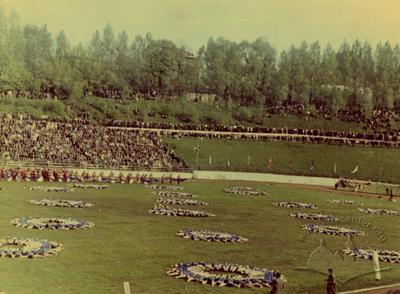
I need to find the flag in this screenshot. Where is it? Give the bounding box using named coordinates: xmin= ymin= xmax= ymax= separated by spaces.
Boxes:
xmin=209 ymin=155 xmax=212 ymax=165
xmin=351 ymin=165 xmax=358 ymax=174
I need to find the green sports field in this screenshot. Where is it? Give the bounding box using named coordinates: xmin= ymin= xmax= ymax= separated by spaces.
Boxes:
xmin=166 ymin=138 xmax=400 ymax=183
xmin=0 ymin=181 xmax=399 ymax=294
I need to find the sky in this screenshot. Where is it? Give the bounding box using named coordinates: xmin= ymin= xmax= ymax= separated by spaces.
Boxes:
xmin=1 ymin=0 xmax=400 ymax=52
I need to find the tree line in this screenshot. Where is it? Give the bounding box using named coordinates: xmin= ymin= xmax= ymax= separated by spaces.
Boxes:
xmin=1 ymin=10 xmax=400 ymax=116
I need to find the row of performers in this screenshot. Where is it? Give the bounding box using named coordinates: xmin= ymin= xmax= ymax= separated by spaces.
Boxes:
xmin=0 ymin=168 xmax=186 ymax=184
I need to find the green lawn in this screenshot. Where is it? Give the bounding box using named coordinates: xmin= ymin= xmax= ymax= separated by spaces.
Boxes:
xmin=166 ymin=138 xmax=400 ymax=183
xmin=0 ymin=181 xmax=399 ymax=293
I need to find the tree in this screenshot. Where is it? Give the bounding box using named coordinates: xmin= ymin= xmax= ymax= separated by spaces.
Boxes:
xmin=201 ymin=37 xmax=230 ymax=101
xmin=114 ymin=30 xmax=132 ymax=96
xmin=0 ymin=10 xmax=28 ymax=92
xmin=52 ymin=30 xmax=78 ymax=98
xmin=142 ymin=39 xmax=180 ymax=96
xmin=238 ymin=38 xmax=276 ymax=106
xmin=350 ymin=40 xmax=363 ymax=89
xmin=275 ymin=51 xmax=290 ymax=105
xmin=359 ymin=88 xmax=374 ymax=117
xmin=55 ymin=30 xmax=70 ymax=60
xmin=336 ymin=41 xmax=353 ymax=89
xmin=23 ymin=24 xmax=53 ymax=94
xmin=330 ymin=88 xmax=346 ymax=114
xmin=374 ymin=42 xmax=395 ymax=109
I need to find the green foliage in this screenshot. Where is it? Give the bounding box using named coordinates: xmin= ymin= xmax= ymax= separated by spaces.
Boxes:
xmin=359 ymin=88 xmax=374 ymax=117
xmin=2 ymin=9 xmax=400 ymax=114
xmin=159 ymin=103 xmax=171 ymax=117
xmin=235 ymin=107 xmax=252 ymax=122
xmin=0 ymin=97 xmax=68 ymax=119
xmin=200 ymin=112 xmax=222 ymax=125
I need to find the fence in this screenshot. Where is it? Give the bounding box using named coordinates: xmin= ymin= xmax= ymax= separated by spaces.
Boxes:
xmin=0 ymin=159 xmax=193 ymax=174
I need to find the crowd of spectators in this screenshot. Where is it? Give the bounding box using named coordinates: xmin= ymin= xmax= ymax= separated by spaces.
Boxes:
xmin=338 ymin=107 xmax=400 ymax=131
xmin=0 ymin=116 xmax=185 ymax=169
xmin=0 ymin=88 xmax=169 ymax=100
xmin=0 ymin=102 xmax=399 ymax=172
xmin=107 ymin=119 xmax=400 ymax=148
xmin=0 ymin=88 xmax=59 ymax=99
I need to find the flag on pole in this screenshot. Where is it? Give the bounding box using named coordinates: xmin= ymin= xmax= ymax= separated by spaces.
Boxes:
xmin=267 ymin=157 xmax=272 ymax=170
xmin=351 ymin=165 xmax=359 ymax=174
xmin=310 ymin=160 xmax=315 ymax=171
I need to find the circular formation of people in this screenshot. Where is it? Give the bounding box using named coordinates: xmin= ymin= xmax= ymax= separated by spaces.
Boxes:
xmin=25 ymin=185 xmax=73 ymax=192
xmin=302 ymin=224 xmax=366 ymax=236
xmin=149 ymin=205 xmax=215 ymax=217
xmin=147 ymin=184 xmax=283 ymax=288
xmin=177 ymin=229 xmax=248 ymax=243
xmin=151 ymin=191 xmax=197 ymax=198
xmin=30 ymin=199 xmax=94 ymax=208
xmin=156 ymin=197 xmax=207 ymax=206
xmin=11 ymin=217 xmax=95 ymax=230
xmin=224 ymin=186 xmax=266 ymax=196
xmin=343 ymin=248 xmax=400 ymax=264
xmin=2 ymin=175 xmax=397 ymax=291
xmin=358 ymin=207 xmax=399 ymax=216
xmin=289 ymin=212 xmax=338 ymax=222
xmin=273 ymin=201 xmax=318 ymax=209
xmin=157 ymin=184 xmax=399 ymax=289
xmin=167 ymin=262 xmax=282 ymax=288
xmin=0 ymin=237 xmax=63 ymax=258
xmin=1 ymin=183 xmax=95 ymax=262
xmin=147 ymin=184 xmax=184 ymax=191
xmin=73 ymin=183 xmax=108 ymax=190
xmin=327 ymin=199 xmax=358 ymax=205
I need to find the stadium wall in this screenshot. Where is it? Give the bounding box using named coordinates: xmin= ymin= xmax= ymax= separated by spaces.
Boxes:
xmin=2 ymin=161 xmax=340 ymax=186
xmin=193 ymin=170 xmax=338 ymax=186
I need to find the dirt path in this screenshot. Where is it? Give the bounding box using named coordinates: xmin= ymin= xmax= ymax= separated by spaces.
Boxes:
xmin=340 ymin=284 xmax=400 ymax=294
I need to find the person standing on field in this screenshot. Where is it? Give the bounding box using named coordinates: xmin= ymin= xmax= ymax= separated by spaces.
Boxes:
xmin=270 ymin=272 xmax=284 ymax=294
xmin=326 ymin=268 xmax=336 ymax=294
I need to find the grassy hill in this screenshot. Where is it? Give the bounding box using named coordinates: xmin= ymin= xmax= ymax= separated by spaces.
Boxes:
xmin=0 ymin=96 xmax=369 ymax=132
xmin=165 ymin=138 xmax=400 ymax=183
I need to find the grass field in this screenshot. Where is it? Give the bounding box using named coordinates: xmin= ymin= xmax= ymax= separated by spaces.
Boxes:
xmin=166 ymin=138 xmax=400 ymax=184
xmin=0 ymin=181 xmax=399 ymax=293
